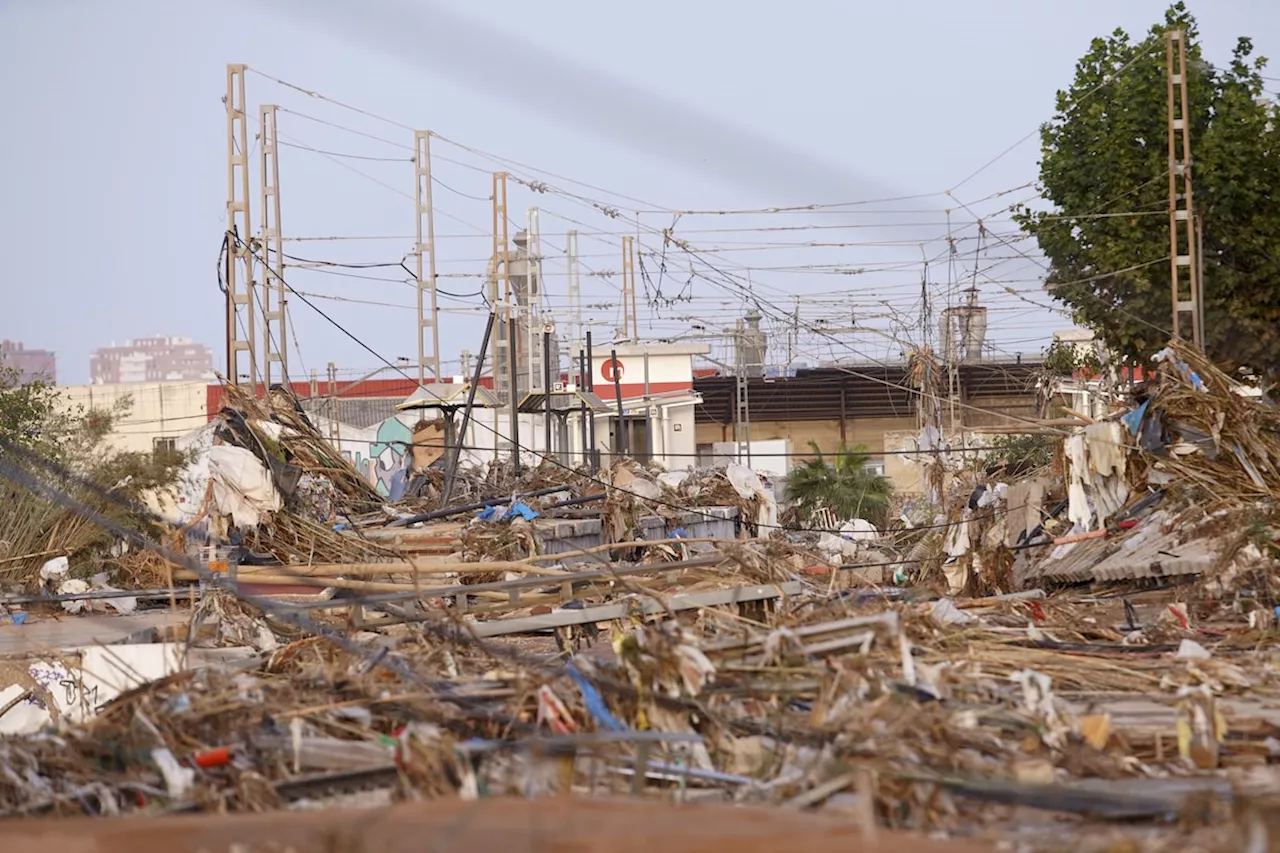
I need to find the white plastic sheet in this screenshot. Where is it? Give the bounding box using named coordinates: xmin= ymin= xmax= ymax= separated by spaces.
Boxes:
xmin=725 ymin=464 xmax=778 ymax=535
xmin=39 ymin=556 xmax=69 ymax=584
xmin=207 ymin=445 xmax=282 ymax=528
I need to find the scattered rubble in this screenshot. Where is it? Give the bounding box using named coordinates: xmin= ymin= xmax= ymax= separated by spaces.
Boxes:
xmin=2 ymin=340 xmax=1280 ymax=852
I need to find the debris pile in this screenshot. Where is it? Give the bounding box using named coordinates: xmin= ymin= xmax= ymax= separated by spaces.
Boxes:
xmin=10 ymin=341 xmax=1280 ymax=852
xmin=0 ymin=576 xmax=1276 ymax=844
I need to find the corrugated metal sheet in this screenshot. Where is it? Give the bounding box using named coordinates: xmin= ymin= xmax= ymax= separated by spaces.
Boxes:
xmin=300 ymin=397 xmax=403 ymax=429
xmin=1019 ymin=510 xmax=1221 ymax=586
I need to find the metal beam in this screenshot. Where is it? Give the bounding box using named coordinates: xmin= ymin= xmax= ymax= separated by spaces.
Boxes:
xmin=259 ymin=104 xmax=287 ymax=387
xmin=414 ymin=130 xmax=442 ymax=383
xmin=465 ymin=581 xmax=803 ymax=637
xmin=1166 ymin=29 xmax=1203 ymax=348
xmin=225 ymin=63 xmax=257 ymax=391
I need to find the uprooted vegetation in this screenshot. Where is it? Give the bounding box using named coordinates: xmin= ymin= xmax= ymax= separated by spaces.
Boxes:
xmin=0 ymin=366 xmax=190 ymax=586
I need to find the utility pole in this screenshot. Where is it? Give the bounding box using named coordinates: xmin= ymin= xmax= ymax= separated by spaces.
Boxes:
xmin=787 ymin=295 xmax=799 ymax=370
xmin=490 ymin=172 xmax=518 ymax=466
xmin=732 ymin=328 xmax=751 ymax=467
xmin=326 ymin=361 xmax=339 ymax=447
xmin=1166 ymin=28 xmax=1203 ymax=349
xmin=526 ymin=207 xmax=544 ymax=392
xmin=224 ymin=64 xmax=257 ymax=392
xmin=259 ymin=104 xmax=287 ymax=389
xmin=414 ymin=130 xmax=442 ymax=385
xmin=620 ymin=235 xmax=638 ymax=342
xmin=491 ymin=172 xmax=511 ymax=405
xmin=566 ymin=229 xmax=582 ymax=386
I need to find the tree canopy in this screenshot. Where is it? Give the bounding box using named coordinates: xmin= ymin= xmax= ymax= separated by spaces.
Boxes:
xmin=1016 ymin=3 xmax=1280 ymax=376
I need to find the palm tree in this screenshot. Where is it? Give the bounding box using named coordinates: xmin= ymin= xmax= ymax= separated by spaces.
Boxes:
xmin=786 ymin=441 xmax=893 ymax=528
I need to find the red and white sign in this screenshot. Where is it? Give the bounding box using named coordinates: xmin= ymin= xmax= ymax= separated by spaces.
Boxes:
xmin=601 ymin=359 xmax=625 ymax=383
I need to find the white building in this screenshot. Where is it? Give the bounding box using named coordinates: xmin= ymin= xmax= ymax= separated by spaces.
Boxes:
xmin=59 ymin=381 xmax=208 ymax=454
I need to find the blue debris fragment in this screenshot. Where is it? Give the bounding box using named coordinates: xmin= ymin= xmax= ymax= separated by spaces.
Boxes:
xmin=475 ymin=502 xmax=541 ymax=523
xmin=1121 ymin=399 xmax=1151 ymax=436
xmin=567 ymin=663 xmax=626 ymax=732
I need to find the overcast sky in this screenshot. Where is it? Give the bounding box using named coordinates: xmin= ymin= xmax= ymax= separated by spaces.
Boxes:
xmin=1 ymin=0 xmax=1275 ymax=384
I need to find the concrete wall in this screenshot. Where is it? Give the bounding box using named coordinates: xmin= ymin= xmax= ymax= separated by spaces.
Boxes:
xmin=659 ymin=400 xmax=697 ymax=469
xmin=961 ymin=395 xmax=1040 ymax=428
xmin=695 ymin=416 xmax=914 ymax=459
xmin=60 ymin=381 xmax=208 ymax=453
xmin=698 ymin=418 xmax=1004 ymax=494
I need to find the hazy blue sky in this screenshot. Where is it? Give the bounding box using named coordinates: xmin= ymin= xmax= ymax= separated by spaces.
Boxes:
xmin=1 ymin=0 xmax=1276 ymax=384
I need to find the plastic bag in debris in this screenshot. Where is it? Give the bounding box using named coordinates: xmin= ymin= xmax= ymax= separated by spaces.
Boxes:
xmin=151 ymin=748 xmax=195 ymax=798
xmin=1153 ymin=347 xmax=1208 ymax=392
xmin=726 ymin=464 xmax=778 ymax=534
xmin=1064 ymin=434 xmax=1091 ymax=527
xmin=930 ymin=598 xmax=973 ymax=627
xmin=1121 ymin=399 xmax=1151 ymax=436
xmin=295 ymin=474 xmax=339 ymax=523
xmin=56 ymin=574 xmax=137 ymax=615
xmin=979 ymin=482 xmax=1006 ymax=509
xmin=657 ymin=472 xmax=688 ymax=490
xmin=208 ymin=445 xmax=282 ymax=528
xmin=56 ymin=579 xmax=91 ymax=613
xmin=39 ymin=556 xmax=69 ymax=584
xmin=1176 ymin=639 xmax=1212 ymax=660
xmin=840 ymin=519 xmax=878 ymax=540
xmin=817 ymin=533 xmax=859 ymax=562
xmin=612 ymin=464 xmax=662 ymax=501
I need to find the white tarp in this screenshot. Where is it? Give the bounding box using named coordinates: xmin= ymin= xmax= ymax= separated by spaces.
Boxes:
xmin=207 ymin=445 xmax=281 ymax=528
xmin=726 ymin=463 xmax=778 ymax=536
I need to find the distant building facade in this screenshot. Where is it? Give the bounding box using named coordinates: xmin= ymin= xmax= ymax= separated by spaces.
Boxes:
xmin=90 ymin=337 xmax=215 ymax=384
xmin=0 ymin=340 xmax=56 ymax=384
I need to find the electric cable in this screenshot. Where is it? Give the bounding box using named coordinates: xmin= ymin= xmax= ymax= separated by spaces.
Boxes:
xmin=229 ymin=232 xmax=1031 ymax=538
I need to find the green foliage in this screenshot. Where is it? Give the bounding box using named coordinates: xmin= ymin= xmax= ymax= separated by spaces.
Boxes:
xmin=1015 ymin=3 xmax=1280 ymax=375
xmin=1042 ymin=339 xmax=1102 ymax=376
xmin=983 ymin=434 xmax=1056 ymax=475
xmin=786 ymin=441 xmax=894 ymax=527
xmin=0 ymin=366 xmax=191 ymax=582
xmin=0 ymin=365 xmax=77 ymax=461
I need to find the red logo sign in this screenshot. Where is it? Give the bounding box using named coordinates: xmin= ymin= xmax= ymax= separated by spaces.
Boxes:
xmin=601 ymin=359 xmax=625 ymax=383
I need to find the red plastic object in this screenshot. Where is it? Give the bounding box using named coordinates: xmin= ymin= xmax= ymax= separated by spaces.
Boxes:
xmin=192 ymin=746 xmax=231 ymax=768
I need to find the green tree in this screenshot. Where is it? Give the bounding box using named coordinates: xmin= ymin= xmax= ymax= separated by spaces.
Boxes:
xmin=1041 ymin=339 xmax=1102 ymax=377
xmin=1015 ymin=3 xmax=1280 ymax=375
xmin=0 ymin=366 xmax=189 ymax=582
xmin=786 ymin=441 xmax=894 ymax=528
xmin=0 ymin=365 xmax=77 ymax=461
xmin=983 ymin=434 xmax=1055 ymax=476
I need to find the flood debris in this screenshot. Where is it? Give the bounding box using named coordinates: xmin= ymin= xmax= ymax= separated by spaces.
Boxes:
xmin=3 ymin=341 xmax=1280 ymax=853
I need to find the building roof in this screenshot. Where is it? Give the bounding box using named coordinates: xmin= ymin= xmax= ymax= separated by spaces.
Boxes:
xmin=694 ymin=361 xmax=1045 ymax=423
xmin=300 ymin=397 xmax=405 ymax=430
xmin=398 ymin=384 xmax=501 ymax=410
xmin=516 ymin=389 xmax=610 ymax=414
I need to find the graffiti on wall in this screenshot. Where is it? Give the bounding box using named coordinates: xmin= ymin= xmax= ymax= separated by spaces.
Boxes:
xmin=369 ymin=416 xmax=413 ymax=498
xmin=343 ymin=451 xmax=372 ymax=482
xmin=330 ymin=414 xmax=422 ymax=498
